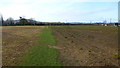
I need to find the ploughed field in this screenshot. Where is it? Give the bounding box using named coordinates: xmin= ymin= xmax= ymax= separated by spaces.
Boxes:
xmin=51 ymin=26 xmax=119 ymax=66
xmin=2 ymin=26 xmax=119 ymax=66
xmin=2 ymin=26 xmax=44 ymax=66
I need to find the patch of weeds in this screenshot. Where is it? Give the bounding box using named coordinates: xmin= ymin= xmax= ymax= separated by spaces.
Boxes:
xmin=118 ymin=49 xmax=120 ymax=51
xmin=75 ymin=60 xmax=79 ymax=62
xmin=71 ymin=35 xmax=75 ymax=38
xmin=89 ymin=49 xmax=93 ymax=52
xmin=80 ymin=48 xmax=83 ymax=50
xmin=95 ymin=57 xmax=97 ymax=58
xmin=89 ymin=50 xmax=92 ymax=52
xmin=73 ymin=36 xmax=75 ymax=38
xmin=71 ymin=41 xmax=74 ymax=43
xmin=88 ymin=35 xmax=94 ymax=39
xmin=65 ymin=37 xmax=67 ymax=38
xmin=113 ymin=54 xmax=120 ymax=59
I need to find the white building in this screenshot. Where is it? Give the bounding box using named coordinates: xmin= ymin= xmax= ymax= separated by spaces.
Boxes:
xmin=118 ymin=1 xmax=120 ymax=23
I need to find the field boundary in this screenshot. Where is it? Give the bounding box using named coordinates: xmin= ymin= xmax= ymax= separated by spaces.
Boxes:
xmin=19 ymin=27 xmax=62 ymax=66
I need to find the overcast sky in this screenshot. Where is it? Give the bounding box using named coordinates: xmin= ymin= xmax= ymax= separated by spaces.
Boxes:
xmin=0 ymin=0 xmax=119 ymax=22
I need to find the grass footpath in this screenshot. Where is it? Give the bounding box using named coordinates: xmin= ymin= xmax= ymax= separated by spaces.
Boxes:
xmin=19 ymin=27 xmax=62 ymax=66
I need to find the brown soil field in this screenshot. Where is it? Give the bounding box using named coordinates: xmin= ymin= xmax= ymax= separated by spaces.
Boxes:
xmin=2 ymin=26 xmax=44 ymax=66
xmin=51 ymin=26 xmax=119 ymax=66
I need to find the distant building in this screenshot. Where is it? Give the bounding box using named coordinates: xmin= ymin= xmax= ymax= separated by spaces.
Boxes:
xmin=118 ymin=1 xmax=120 ymax=23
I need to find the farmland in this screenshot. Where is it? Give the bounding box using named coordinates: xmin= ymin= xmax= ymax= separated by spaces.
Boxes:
xmin=2 ymin=25 xmax=119 ymax=66
xmin=51 ymin=26 xmax=119 ymax=66
xmin=2 ymin=26 xmax=44 ymax=66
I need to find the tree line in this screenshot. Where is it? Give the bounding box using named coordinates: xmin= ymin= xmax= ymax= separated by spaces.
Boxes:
xmin=0 ymin=15 xmax=72 ymax=26
xmin=0 ymin=15 xmax=119 ymax=26
xmin=0 ymin=15 xmax=41 ymax=26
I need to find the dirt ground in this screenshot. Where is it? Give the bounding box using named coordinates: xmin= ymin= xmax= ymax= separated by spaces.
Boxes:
xmin=51 ymin=26 xmax=119 ymax=66
xmin=2 ymin=26 xmax=44 ymax=66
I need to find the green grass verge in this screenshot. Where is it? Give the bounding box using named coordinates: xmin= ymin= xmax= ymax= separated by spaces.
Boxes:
xmin=19 ymin=27 xmax=62 ymax=66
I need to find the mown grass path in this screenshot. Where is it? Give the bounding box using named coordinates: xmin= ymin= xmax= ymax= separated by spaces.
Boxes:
xmin=19 ymin=27 xmax=62 ymax=66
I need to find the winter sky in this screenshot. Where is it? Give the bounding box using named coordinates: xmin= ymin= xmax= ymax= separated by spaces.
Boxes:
xmin=0 ymin=0 xmax=120 ymax=22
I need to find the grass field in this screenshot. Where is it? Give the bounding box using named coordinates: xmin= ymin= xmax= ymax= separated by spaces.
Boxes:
xmin=2 ymin=25 xmax=119 ymax=66
xmin=19 ymin=27 xmax=62 ymax=66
